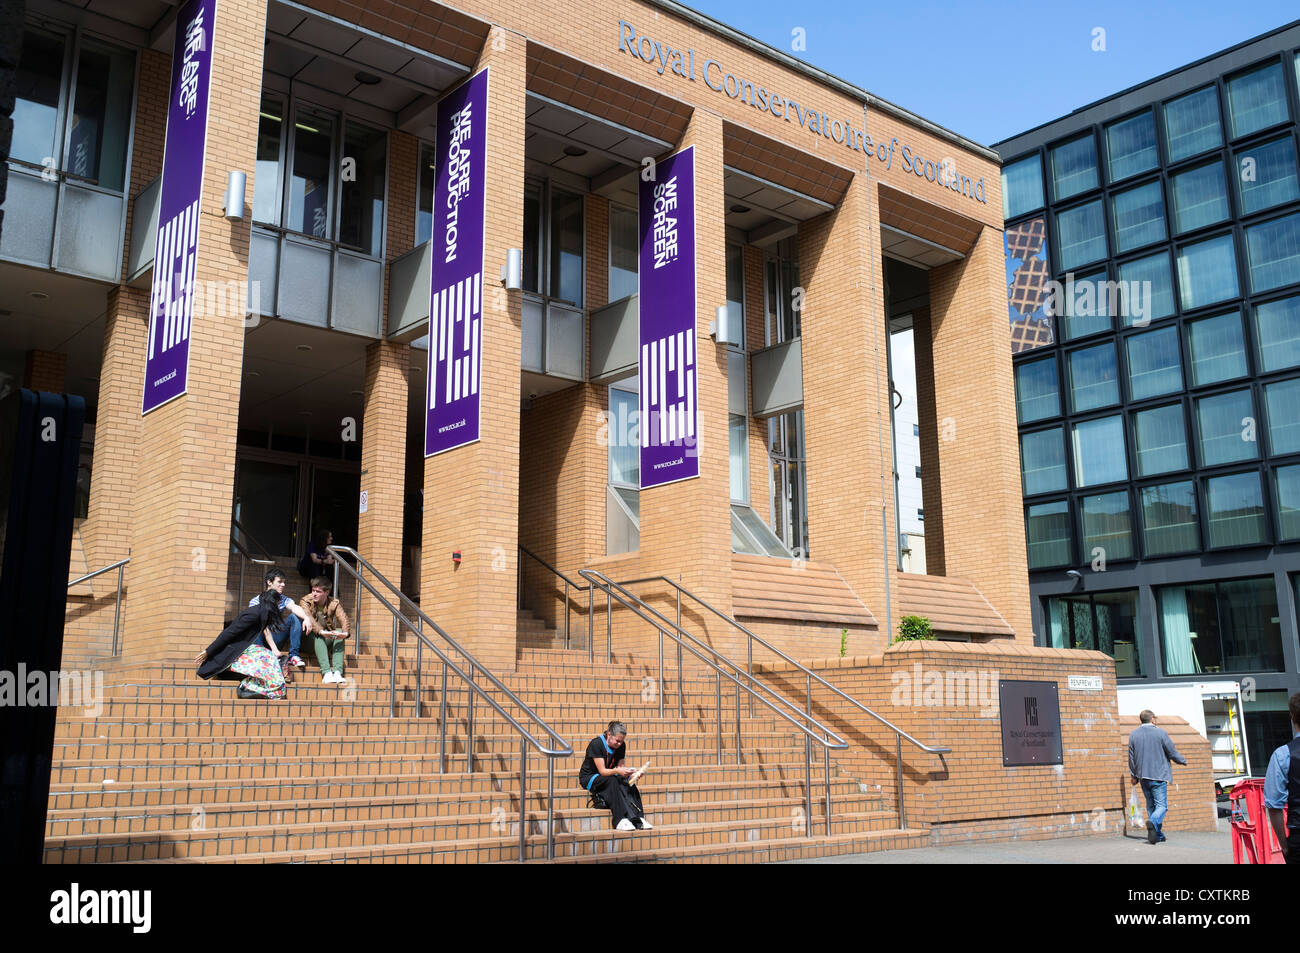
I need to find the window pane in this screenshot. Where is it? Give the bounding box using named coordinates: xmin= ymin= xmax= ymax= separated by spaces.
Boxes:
xmin=288 ymin=109 xmax=334 ymax=239
xmin=1056 ymin=200 xmax=1107 ymax=271
xmin=608 ymin=387 xmax=639 ymax=485
xmin=1020 ymin=428 xmax=1066 ymax=495
xmin=1176 ymin=234 xmax=1239 ymax=311
xmin=1094 ymin=590 xmax=1144 ymax=676
xmin=609 ymin=205 xmax=638 ymax=302
xmin=729 ymin=414 xmax=748 ymax=503
xmin=1205 ymin=471 xmax=1266 ymax=547
xmin=1159 ymin=583 xmax=1217 ymax=675
xmin=11 ymin=30 xmax=65 ymax=168
xmin=1235 ymin=137 xmax=1300 ymax=214
xmin=1106 ymin=112 xmax=1158 ymax=182
xmin=1133 ymin=403 xmax=1188 ymax=476
xmin=1059 ymin=269 xmax=1112 ymax=340
xmin=1118 ymin=252 xmax=1175 ymax=326
xmin=1276 ymin=465 xmax=1300 ymax=540
xmin=416 ymin=143 xmax=435 ymax=246
xmin=1050 ymin=134 xmax=1099 ymax=201
xmin=1186 ymin=311 xmax=1247 ymax=386
xmin=1170 ymin=161 xmax=1229 ymax=234
xmin=1047 ymin=595 xmax=1092 ymax=649
xmin=1068 ymin=342 xmax=1119 ymax=412
xmin=1254 ymin=295 xmax=1300 ymax=372
xmin=1197 ymin=389 xmax=1257 ymax=466
xmin=1126 ymin=326 xmax=1183 ymax=400
xmin=522 ymin=179 xmax=541 ymax=294
xmin=68 ymin=40 xmax=134 ymax=192
xmin=1141 ymin=481 xmax=1199 ymax=555
xmin=1164 ymin=86 xmax=1222 ymax=163
xmin=1226 ymin=62 xmax=1289 ymax=139
xmin=1002 ymin=154 xmax=1044 ymax=219
xmin=1015 ymin=356 xmax=1059 ymax=423
xmin=1264 ymin=378 xmax=1300 ymax=455
xmin=1111 ymin=181 xmax=1166 ymax=252
xmin=1026 ymin=500 xmax=1071 ymax=568
xmin=253 ymin=97 xmax=283 ymax=226
xmin=549 ymin=188 xmax=583 ymax=306
xmin=1081 ymin=491 xmax=1134 ymax=561
xmin=338 ymin=122 xmax=385 ymax=257
xmin=1245 ymin=213 xmax=1300 ymax=294
xmin=725 ymin=242 xmax=745 ymax=347
xmin=1219 ymin=577 xmax=1284 ymax=671
xmin=1072 ymin=415 xmax=1127 ymax=487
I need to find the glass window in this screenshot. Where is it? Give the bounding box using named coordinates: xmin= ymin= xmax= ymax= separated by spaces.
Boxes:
xmin=1072 ymin=415 xmax=1127 ymax=488
xmin=1264 ymin=378 xmax=1300 ymax=455
xmin=1050 ymin=134 xmax=1099 ymax=201
xmin=608 ymin=386 xmax=639 ymax=486
xmin=337 ymin=122 xmax=386 ymax=257
xmin=609 ymin=204 xmax=638 ymax=302
xmin=1081 ymin=491 xmax=1134 ymax=561
xmin=1002 ymin=154 xmax=1044 ymax=219
xmin=1245 ymin=213 xmax=1300 ymax=294
xmin=1254 ymin=295 xmax=1300 ymax=373
xmin=1126 ymin=326 xmax=1183 ymax=400
xmin=1133 ymin=403 xmax=1188 ymax=476
xmin=1110 ymin=181 xmax=1166 ymax=252
xmin=1276 ymin=465 xmax=1300 ymax=540
xmin=416 ymin=143 xmax=435 ymax=246
xmin=1235 ymin=137 xmax=1300 ymax=215
xmin=1015 ymin=356 xmax=1060 ymax=423
xmin=1048 ymin=590 xmax=1144 ymax=676
xmin=1056 ymin=200 xmax=1107 ymax=271
xmin=1185 ymin=311 xmax=1247 ymax=386
xmin=11 ymin=29 xmax=66 ymax=169
xmin=549 ymin=188 xmax=584 ymax=306
xmin=1164 ymin=86 xmax=1222 ymax=163
xmin=67 ymin=39 xmax=134 ymax=192
xmin=1170 ymin=161 xmax=1229 ymax=234
xmin=1141 ymin=481 xmax=1199 ymax=556
xmin=1118 ymin=252 xmax=1175 ymax=327
xmin=522 ymin=178 xmax=541 ymax=294
xmin=288 ymin=108 xmax=334 ymax=239
xmin=1020 ymin=428 xmax=1066 ymax=495
xmin=1058 ymin=269 xmax=1113 ymax=340
xmin=1105 ymin=112 xmax=1158 ymax=182
xmin=725 ymin=243 xmax=745 ymax=347
xmin=1026 ymin=500 xmax=1071 ymax=569
xmin=1068 ymin=342 xmax=1119 ymax=412
xmin=1204 ymin=471 xmax=1267 ymax=547
xmin=1159 ymin=577 xmax=1283 ymax=675
xmin=1196 ymin=389 xmax=1258 ymax=466
xmin=1176 ymin=234 xmax=1239 ymax=311
xmin=253 ymin=97 xmax=284 ymax=226
xmin=729 ymin=414 xmax=749 ymax=503
xmin=1225 ymin=62 xmax=1290 ymax=139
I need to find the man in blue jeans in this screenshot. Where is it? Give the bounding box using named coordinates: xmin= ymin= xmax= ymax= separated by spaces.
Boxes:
xmin=248 ymin=568 xmax=315 ymax=669
xmin=1263 ymin=692 xmax=1300 ymax=864
xmin=1128 ymin=709 xmax=1187 ymax=844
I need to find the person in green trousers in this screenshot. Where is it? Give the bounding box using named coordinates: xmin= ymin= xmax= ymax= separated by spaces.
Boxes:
xmin=299 ymin=576 xmax=350 ymax=685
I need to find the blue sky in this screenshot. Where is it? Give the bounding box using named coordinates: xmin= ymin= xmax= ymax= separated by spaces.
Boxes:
xmin=680 ymin=1 xmax=1298 ymax=146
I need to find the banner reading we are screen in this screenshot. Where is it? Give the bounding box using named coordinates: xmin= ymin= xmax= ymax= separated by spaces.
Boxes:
xmin=142 ymin=0 xmax=217 ymax=415
xmin=424 ymin=69 xmax=489 ymax=457
xmin=638 ymin=146 xmax=699 ymax=489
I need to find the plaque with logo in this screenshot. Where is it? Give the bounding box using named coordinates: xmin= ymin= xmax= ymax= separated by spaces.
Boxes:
xmin=999 ymin=680 xmax=1063 ymax=767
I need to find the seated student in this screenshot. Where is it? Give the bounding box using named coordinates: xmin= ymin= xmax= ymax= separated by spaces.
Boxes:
xmin=248 ymin=568 xmax=315 ymax=669
xmin=300 ymin=576 xmax=350 ymax=685
xmin=578 ymin=720 xmax=651 ymax=831
xmin=195 ymin=589 xmax=289 ymax=699
xmin=298 ymin=529 xmax=337 ymax=582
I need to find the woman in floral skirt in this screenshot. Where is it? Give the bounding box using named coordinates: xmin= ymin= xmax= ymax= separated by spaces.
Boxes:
xmin=195 ymin=589 xmax=289 ymax=699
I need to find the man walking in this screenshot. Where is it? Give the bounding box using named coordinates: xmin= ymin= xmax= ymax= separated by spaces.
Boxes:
xmin=1128 ymin=710 xmax=1187 ymax=844
xmin=1264 ymin=692 xmax=1300 ymax=864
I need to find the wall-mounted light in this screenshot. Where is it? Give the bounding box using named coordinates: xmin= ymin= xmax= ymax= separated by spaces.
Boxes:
xmin=709 ymin=304 xmax=728 ymax=341
xmin=500 ymin=248 xmax=522 ymax=291
xmin=223 ymin=171 xmax=246 ymax=221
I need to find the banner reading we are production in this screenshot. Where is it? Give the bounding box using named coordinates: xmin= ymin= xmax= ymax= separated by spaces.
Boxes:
xmin=142 ymin=0 xmax=217 ymax=415
xmin=638 ymin=146 xmax=699 ymax=489
xmin=424 ymin=69 xmax=488 ymax=457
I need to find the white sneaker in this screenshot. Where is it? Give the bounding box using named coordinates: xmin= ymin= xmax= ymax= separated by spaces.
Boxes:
xmin=333 ymin=671 xmax=346 ymax=684
xmin=616 ymin=818 xmax=636 ymax=832
xmin=322 ymin=673 xmax=335 ymax=684
xmin=637 ymin=817 xmax=653 ymax=830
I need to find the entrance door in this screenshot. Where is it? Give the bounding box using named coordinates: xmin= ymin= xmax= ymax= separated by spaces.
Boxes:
xmin=307 ymin=464 xmax=360 ymax=556
xmin=233 ymin=458 xmax=300 ymax=561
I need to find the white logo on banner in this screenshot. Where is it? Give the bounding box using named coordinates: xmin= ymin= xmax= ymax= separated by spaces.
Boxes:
xmin=640 ymin=329 xmax=695 ymax=447
xmin=178 ymin=10 xmax=206 ymax=119
xmin=147 ymin=198 xmax=201 ymax=359
xmin=651 ymin=175 xmax=679 ymax=269
xmin=428 ymin=273 xmax=483 ymax=411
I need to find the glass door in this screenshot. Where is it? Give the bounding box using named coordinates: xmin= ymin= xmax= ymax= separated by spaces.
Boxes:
xmin=233 ymin=458 xmax=300 ymax=561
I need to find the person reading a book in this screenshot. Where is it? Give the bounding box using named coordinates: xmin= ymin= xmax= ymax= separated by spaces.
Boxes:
xmin=300 ymin=576 xmax=350 ymax=685
xmin=578 ymin=721 xmax=651 ymax=831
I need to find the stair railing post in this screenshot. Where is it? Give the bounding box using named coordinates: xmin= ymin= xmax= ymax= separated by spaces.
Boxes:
xmin=588 ymin=585 xmax=593 ymax=663
xmin=747 ymin=636 xmax=754 ymax=718
xmin=439 ymin=660 xmax=449 ymax=773
xmin=606 ymin=588 xmax=612 ymax=664
xmin=112 ymin=563 xmax=124 ymax=657
xmin=804 ymin=732 xmax=812 ymax=838
xmin=824 ymin=744 xmax=832 ymax=836
xmin=389 ymin=615 xmax=398 ymax=718
xmin=715 ymin=669 xmax=722 ymax=765
xmin=519 ymin=737 xmax=527 ymax=863
xmin=415 ymin=621 xmax=423 ymax=719
xmin=657 ymin=629 xmax=664 ymax=719
xmin=735 ymin=678 xmax=741 ymax=765
xmin=466 ymin=662 xmax=476 ymax=773
xmin=676 ymin=590 xmax=683 ymax=718
xmin=564 ymin=580 xmax=570 ymax=649
xmin=897 ymin=733 xmax=906 ymax=830
xmin=547 ymin=758 xmax=555 ymax=860
xmin=354 ymin=564 xmax=363 ymax=655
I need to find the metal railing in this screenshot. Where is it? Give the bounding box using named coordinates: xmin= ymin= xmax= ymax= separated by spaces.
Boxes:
xmin=517 ymin=545 xmax=584 ymax=649
xmin=230 ymin=519 xmax=276 ymax=610
xmin=329 ymin=545 xmax=573 ymax=861
xmin=67 ymin=557 xmax=130 ymax=656
xmin=580 ymin=569 xmax=848 ymax=835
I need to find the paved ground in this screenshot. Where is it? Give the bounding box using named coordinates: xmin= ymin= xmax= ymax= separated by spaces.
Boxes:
xmin=787 ymin=826 xmax=1233 ymax=863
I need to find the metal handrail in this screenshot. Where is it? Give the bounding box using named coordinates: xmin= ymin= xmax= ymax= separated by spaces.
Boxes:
xmin=230 ymin=521 xmax=276 ymax=611
xmin=68 ymin=557 xmax=130 ymax=657
xmin=580 ymin=569 xmax=847 ymax=836
xmin=517 ymin=545 xmax=585 ymax=649
xmin=329 ymin=545 xmax=572 ymax=861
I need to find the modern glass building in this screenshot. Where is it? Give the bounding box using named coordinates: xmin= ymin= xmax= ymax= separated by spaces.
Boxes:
xmin=994 ymin=21 xmax=1300 ymax=765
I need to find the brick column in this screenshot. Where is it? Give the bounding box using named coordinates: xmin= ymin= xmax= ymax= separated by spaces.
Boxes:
xmin=911 ymin=305 xmax=946 ymax=577
xmin=358 ymin=340 xmax=409 ymax=637
xmin=799 ymin=173 xmax=898 ymax=631
xmin=926 ymin=226 xmax=1033 ymax=640
xmin=420 ymin=36 xmax=526 ymax=673
xmin=122 ymin=0 xmax=267 ymax=661
xmin=22 ymin=350 xmax=67 ymax=392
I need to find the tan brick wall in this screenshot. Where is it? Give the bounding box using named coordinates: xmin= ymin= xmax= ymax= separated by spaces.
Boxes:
xmin=743 ymin=243 xmax=769 ymax=518
xmin=358 ymin=341 xmax=410 ymax=636
xmin=22 ymin=349 xmax=67 ymax=392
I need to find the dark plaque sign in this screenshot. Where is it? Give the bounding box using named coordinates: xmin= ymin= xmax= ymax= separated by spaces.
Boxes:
xmin=999 ymin=680 xmax=1063 ymax=767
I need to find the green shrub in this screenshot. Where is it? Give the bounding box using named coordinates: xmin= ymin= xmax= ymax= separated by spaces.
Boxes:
xmin=896 ymin=615 xmax=934 ymax=642
xmin=840 ymin=627 xmax=848 ymax=658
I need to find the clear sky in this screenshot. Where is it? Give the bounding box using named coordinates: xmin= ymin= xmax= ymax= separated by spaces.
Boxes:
xmin=677 ymin=1 xmax=1299 ymax=146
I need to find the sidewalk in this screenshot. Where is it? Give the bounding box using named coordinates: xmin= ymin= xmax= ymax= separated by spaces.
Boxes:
xmin=786 ymin=827 xmax=1232 ymax=863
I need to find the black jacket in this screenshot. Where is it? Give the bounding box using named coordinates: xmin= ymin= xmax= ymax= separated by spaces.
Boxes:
xmin=197 ymin=603 xmax=278 ymax=680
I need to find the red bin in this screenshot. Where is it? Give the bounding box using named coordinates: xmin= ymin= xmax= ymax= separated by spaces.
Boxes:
xmin=1229 ymin=778 xmax=1287 ymax=864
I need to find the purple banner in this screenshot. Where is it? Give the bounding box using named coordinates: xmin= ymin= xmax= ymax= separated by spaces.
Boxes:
xmin=638 ymin=146 xmax=698 ymax=488
xmin=142 ymin=0 xmax=217 ymax=415
xmin=424 ymin=69 xmax=488 ymax=457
